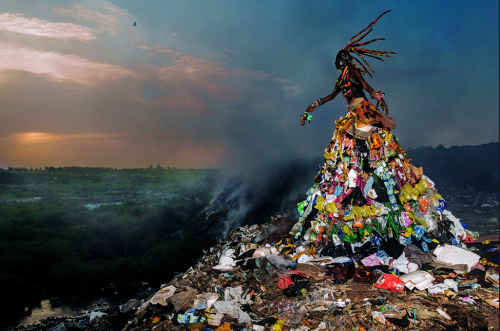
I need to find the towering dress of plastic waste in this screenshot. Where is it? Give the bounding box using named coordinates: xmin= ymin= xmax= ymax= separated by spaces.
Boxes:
xmin=293 ymin=10 xmax=476 ymax=256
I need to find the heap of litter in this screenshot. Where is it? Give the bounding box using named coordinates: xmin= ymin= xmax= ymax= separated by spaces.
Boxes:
xmin=62 ymin=215 xmax=498 ymax=331
xmin=5 ymin=214 xmax=498 ymax=331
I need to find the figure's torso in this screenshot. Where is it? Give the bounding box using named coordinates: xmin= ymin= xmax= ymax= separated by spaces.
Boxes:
xmin=341 ymin=70 xmax=366 ymax=103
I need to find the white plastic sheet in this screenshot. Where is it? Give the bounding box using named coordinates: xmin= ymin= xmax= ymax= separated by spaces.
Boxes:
xmin=442 ymin=210 xmax=466 ymax=241
xmin=213 ymin=301 xmax=252 ymax=324
xmin=390 ymin=252 xmax=419 ymax=274
xmin=428 ymin=279 xmax=458 ymax=294
xmin=207 ymin=313 xmax=224 ymax=326
xmin=252 ymin=248 xmax=272 ymax=258
xmin=213 ymin=249 xmax=237 ymax=270
xmin=213 ymin=286 xmax=253 ymax=324
xmin=150 ymin=285 xmax=176 ymax=306
xmin=223 ymin=286 xmax=251 ymax=303
xmin=399 ymin=271 xmax=435 ymax=291
xmin=297 ymin=254 xmax=313 ymax=264
xmin=265 ymin=254 xmax=293 ymax=269
xmin=196 ymin=293 xmax=219 ymax=309
xmin=328 ymin=256 xmax=352 ymax=264
xmin=434 ymin=244 xmax=480 ymax=273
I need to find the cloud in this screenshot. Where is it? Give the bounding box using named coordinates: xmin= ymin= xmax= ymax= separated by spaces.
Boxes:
xmin=6 ymin=132 xmax=118 ymax=145
xmin=153 ymin=55 xmax=267 ymax=80
xmin=272 ymin=78 xmax=301 ymax=95
xmin=54 ymin=0 xmax=132 ymax=35
xmin=133 ymin=55 xmax=272 ymax=112
xmin=137 ymin=44 xmax=182 ymax=57
xmin=0 ymin=42 xmax=137 ymax=86
xmin=224 ymin=48 xmax=241 ymax=54
xmin=0 ymin=12 xmax=95 ymax=40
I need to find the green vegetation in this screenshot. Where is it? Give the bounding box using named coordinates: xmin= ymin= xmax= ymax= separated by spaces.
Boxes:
xmin=0 ymin=166 xmax=220 ymax=317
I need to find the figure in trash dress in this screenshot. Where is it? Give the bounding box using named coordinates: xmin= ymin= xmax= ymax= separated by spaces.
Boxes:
xmin=292 ymin=10 xmax=472 ymax=256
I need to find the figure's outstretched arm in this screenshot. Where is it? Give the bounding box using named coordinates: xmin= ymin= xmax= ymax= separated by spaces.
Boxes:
xmin=300 ymin=93 xmax=336 ymax=126
xmin=350 ymin=66 xmax=389 ymax=114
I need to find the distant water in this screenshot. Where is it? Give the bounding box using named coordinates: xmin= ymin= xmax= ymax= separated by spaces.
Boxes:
xmin=1 ymin=296 xmax=122 ymax=331
xmin=84 ymin=202 xmax=122 ymax=210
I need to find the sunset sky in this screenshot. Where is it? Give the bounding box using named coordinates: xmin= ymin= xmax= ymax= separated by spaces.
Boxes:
xmin=0 ymin=0 xmax=498 ymax=169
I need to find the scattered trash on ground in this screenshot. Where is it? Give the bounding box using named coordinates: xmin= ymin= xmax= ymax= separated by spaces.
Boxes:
xmin=6 ymin=214 xmax=498 ymax=331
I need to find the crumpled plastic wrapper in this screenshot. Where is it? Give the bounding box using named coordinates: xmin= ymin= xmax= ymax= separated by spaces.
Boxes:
xmin=169 ymin=286 xmax=198 ymax=312
xmin=213 ymin=286 xmax=253 ymax=324
xmin=151 ymin=285 xmax=176 ymax=306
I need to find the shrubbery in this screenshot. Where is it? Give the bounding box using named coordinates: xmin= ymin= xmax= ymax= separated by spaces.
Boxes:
xmin=0 ymin=198 xmax=215 ymax=318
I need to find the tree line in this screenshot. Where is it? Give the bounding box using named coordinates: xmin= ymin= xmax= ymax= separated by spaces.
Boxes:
xmin=0 ymin=187 xmax=216 ymax=320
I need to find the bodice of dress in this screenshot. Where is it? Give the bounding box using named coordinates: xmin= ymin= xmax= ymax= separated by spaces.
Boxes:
xmin=341 ymin=71 xmax=366 ymax=103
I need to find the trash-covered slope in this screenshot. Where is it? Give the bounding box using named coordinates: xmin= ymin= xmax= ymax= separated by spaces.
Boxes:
xmin=16 ymin=214 xmax=498 ymax=331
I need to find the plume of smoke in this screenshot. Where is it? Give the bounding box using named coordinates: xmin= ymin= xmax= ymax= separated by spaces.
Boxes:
xmin=206 ymin=156 xmax=322 ymax=238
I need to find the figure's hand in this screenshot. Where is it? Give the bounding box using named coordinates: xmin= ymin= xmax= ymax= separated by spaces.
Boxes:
xmin=380 ymin=100 xmax=389 ymax=114
xmin=300 ymin=113 xmax=307 ymax=126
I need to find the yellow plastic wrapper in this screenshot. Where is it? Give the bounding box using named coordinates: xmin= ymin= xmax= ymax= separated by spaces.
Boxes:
xmin=351 ymin=205 xmax=363 ymax=219
xmin=399 ymin=183 xmax=420 ymax=204
xmin=360 ymin=205 xmax=377 ymax=217
xmin=314 ymin=196 xmax=325 ymax=211
xmin=429 ymin=192 xmax=441 ymax=207
xmin=273 ymin=320 xmax=285 ymax=331
xmin=407 ymin=212 xmax=428 ymax=228
xmin=324 ymin=150 xmax=338 ymax=160
xmin=404 ymin=227 xmax=413 ymax=237
xmin=343 ymin=224 xmax=353 ymax=237
xmin=415 ymin=178 xmax=429 ymax=195
xmin=399 ymin=184 xmax=411 ymax=204
xmin=325 ymin=202 xmax=338 ymax=214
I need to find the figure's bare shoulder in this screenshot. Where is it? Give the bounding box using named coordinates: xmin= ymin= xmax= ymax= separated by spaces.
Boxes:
xmin=349 ymin=66 xmax=363 ymax=80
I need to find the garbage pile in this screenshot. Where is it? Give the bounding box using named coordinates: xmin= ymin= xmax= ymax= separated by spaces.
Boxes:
xmin=5 ymin=215 xmax=498 ymax=331
xmin=95 ymin=215 xmax=498 ymax=331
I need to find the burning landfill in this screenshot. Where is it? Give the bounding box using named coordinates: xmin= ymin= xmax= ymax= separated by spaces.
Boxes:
xmin=12 ymin=213 xmax=499 ymax=331
xmin=6 ymin=128 xmax=499 ymax=331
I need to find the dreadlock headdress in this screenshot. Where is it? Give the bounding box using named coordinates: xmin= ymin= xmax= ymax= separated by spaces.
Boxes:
xmin=340 ymin=10 xmax=397 ymax=77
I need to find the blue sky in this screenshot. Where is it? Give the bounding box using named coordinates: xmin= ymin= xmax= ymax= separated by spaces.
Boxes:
xmin=0 ymin=0 xmax=498 ymax=169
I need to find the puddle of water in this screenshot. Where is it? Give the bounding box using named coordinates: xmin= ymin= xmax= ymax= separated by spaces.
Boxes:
xmin=84 ymin=202 xmax=122 ymax=210
xmin=1 ymin=296 xmax=120 ymax=330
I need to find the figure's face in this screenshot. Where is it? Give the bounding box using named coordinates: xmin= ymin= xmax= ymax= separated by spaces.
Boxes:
xmin=335 ymin=58 xmax=347 ymax=70
xmin=335 ymin=51 xmax=350 ymax=70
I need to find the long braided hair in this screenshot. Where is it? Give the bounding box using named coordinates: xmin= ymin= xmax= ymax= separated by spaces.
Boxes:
xmin=331 ymin=10 xmax=397 ymax=98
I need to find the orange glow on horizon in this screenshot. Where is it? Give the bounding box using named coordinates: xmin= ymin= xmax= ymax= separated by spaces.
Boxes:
xmin=9 ymin=132 xmax=118 ymax=145
xmin=0 ymin=132 xmax=234 ymax=169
